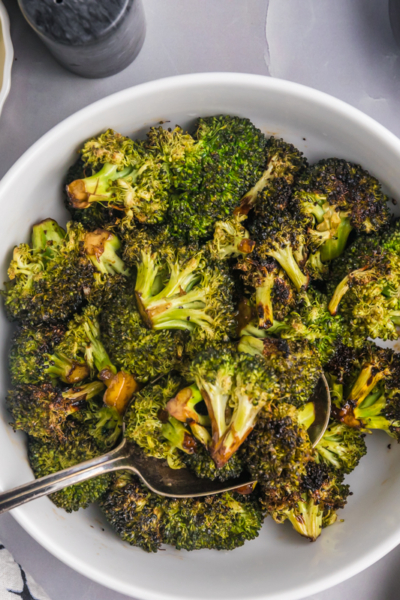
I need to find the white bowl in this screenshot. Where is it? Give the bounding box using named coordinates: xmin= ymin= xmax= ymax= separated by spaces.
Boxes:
xmin=1 ymin=73 xmax=400 ymax=600
xmin=0 ymin=1 xmax=13 ymax=117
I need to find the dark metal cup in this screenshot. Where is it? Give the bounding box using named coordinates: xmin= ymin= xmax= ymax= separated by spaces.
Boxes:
xmin=17 ymin=0 xmax=146 ymax=79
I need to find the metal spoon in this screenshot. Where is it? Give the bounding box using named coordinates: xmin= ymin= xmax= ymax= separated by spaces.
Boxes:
xmin=0 ymin=374 xmax=330 ymax=514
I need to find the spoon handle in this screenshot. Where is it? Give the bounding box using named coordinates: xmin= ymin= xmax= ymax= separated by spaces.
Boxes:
xmin=0 ymin=440 xmax=131 ymax=514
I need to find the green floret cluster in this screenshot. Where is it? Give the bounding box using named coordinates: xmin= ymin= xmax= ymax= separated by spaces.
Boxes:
xmin=100 ymin=472 xmax=262 ymax=552
xmin=29 ymin=434 xmax=111 ymax=513
xmin=4 ymin=113 xmax=398 ymax=551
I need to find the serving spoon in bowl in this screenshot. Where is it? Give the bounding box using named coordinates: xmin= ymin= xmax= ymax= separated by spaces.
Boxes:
xmin=0 ymin=375 xmax=330 ymax=514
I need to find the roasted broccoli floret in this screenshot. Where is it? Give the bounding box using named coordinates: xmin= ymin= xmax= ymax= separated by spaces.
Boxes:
xmin=236 ymin=137 xmax=307 ymax=214
xmin=327 ymin=232 xmax=400 ymax=344
xmin=190 ymin=348 xmax=279 ymax=468
xmin=28 ymin=435 xmax=110 ymax=512
xmin=2 ymin=219 xmax=128 ymax=324
xmin=315 ymin=421 xmax=367 ymax=474
xmin=247 ymin=204 xmax=309 ymax=292
xmin=2 ymin=219 xmax=93 ymax=324
xmin=125 ymin=375 xmax=192 ymax=469
xmin=66 ymin=129 xmax=171 ymax=227
xmin=168 ymin=116 xmax=267 ymax=241
xmin=260 ymin=288 xmax=351 ymax=365
xmin=8 ymin=304 xmax=113 ymax=387
xmin=293 ymin=159 xmax=390 ymax=272
xmin=7 ymin=381 xmax=105 ymax=443
xmin=100 ymin=473 xmax=262 ymax=552
xmin=241 ymin=402 xmax=313 ymax=495
xmin=328 ymin=343 xmax=400 ymax=439
xmin=101 ymin=281 xmax=186 ymax=384
xmin=133 ymin=244 xmax=236 ymax=351
xmin=9 ymin=304 xmax=123 ymax=388
xmin=8 ymin=322 xmax=86 ymax=387
xmin=266 ymin=462 xmax=350 ymax=541
xmin=238 ymin=337 xmax=321 ymax=407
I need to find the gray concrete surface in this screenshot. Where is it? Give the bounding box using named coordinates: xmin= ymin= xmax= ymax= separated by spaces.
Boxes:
xmin=1 ymin=0 xmax=400 ymax=598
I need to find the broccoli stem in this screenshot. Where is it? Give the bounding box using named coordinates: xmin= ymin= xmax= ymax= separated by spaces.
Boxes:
xmin=31 ymin=219 xmax=66 ymax=255
xmin=239 ymin=322 xmax=268 ymax=339
xmin=84 ymin=230 xmax=129 ymax=276
xmin=136 ymin=254 xmax=215 ymax=334
xmin=235 ymin=157 xmax=277 ymax=214
xmin=319 ymin=217 xmax=353 ymax=262
xmin=166 ymin=385 xmax=211 ymax=427
xmin=212 ymin=375 xmax=266 ymax=468
xmin=328 ymin=275 xmax=351 ymax=316
xmin=347 ymin=365 xmax=386 ymax=407
xmin=237 ymin=335 xmax=264 ymax=357
xmin=62 ymin=381 xmax=105 ymax=403
xmin=287 ymin=497 xmax=323 ymax=542
xmin=83 ymin=318 xmax=117 ymax=375
xmin=161 ymin=417 xmax=197 ymax=454
xmin=267 ymin=244 xmax=309 ymax=291
xmin=297 ymin=402 xmax=315 ymax=430
xmin=255 ymin=271 xmax=275 ymax=328
xmin=45 ymin=352 xmax=90 ymax=385
xmin=390 ymin=313 xmax=400 ymax=326
xmin=352 ymin=391 xmax=399 ymax=434
xmin=67 ymin=163 xmax=133 ymax=208
xmin=189 ymin=422 xmax=212 ymax=446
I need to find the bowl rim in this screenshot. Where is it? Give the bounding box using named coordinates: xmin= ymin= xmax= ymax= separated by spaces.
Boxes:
xmin=0 ymin=0 xmax=13 ymax=117
xmin=2 ymin=72 xmax=400 ymax=600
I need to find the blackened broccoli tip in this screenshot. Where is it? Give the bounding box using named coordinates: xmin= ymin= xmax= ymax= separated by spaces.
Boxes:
xmin=236 ymin=136 xmax=307 ymax=215
xmin=7 ymin=380 xmax=103 ymax=443
xmin=100 ymin=474 xmax=262 ymax=552
xmin=191 ymin=349 xmax=278 ymax=468
xmin=315 ymin=422 xmax=367 ymax=474
xmin=239 ymin=335 xmax=322 ymax=408
xmin=237 ymin=258 xmax=279 ymax=329
xmin=184 ymin=445 xmax=243 ymax=482
xmin=294 ymin=158 xmax=390 ymax=263
xmin=269 ymin=465 xmax=350 ymax=541
xmin=3 ymin=220 xmax=95 ymax=325
xmin=29 ymin=436 xmax=110 ymax=513
xmin=241 ymin=402 xmax=313 ymax=492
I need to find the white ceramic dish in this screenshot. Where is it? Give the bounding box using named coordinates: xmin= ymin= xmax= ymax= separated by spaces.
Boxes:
xmin=1 ymin=73 xmax=400 ymax=600
xmin=0 ymin=1 xmax=13 ymax=117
